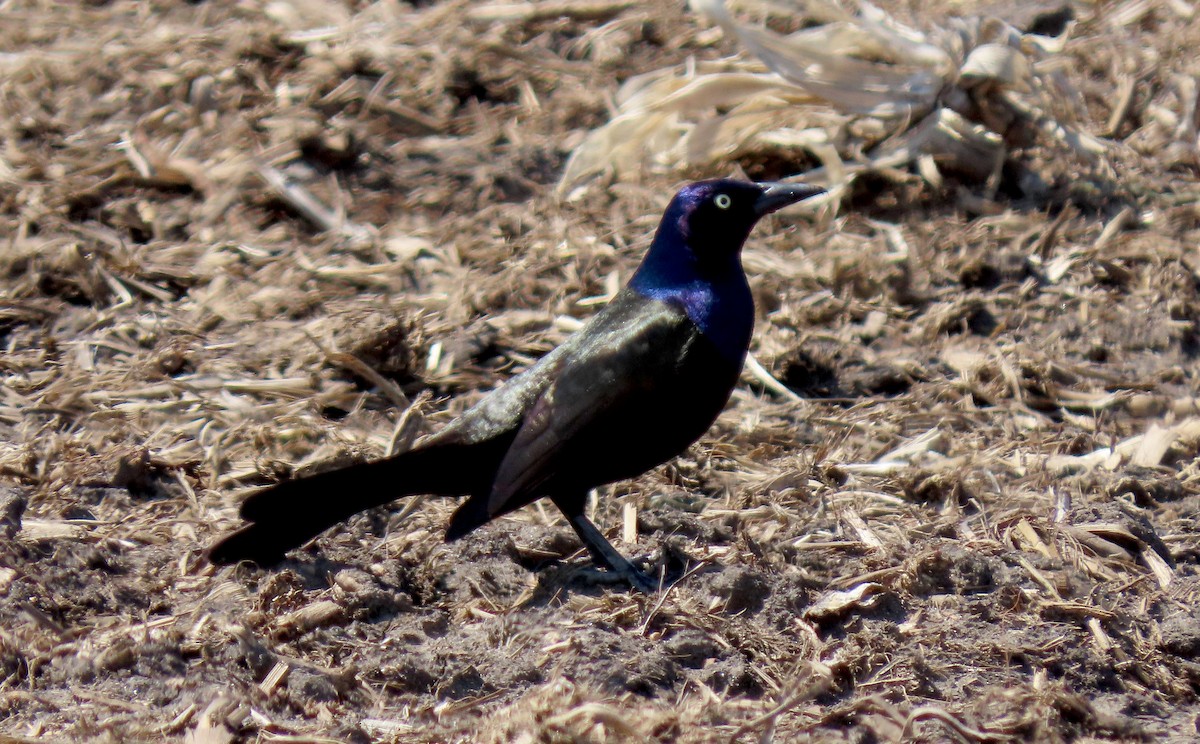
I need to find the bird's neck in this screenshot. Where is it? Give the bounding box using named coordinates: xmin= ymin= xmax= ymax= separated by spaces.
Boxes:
xmin=629 ymin=243 xmax=754 ymax=361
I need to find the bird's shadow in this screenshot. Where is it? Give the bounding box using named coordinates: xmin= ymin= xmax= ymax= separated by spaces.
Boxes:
xmin=218 ymin=526 xmax=729 ymax=620
xmin=514 ymin=536 xmax=721 ymax=607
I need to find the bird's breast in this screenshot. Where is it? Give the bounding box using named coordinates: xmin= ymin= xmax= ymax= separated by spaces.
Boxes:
xmin=633 ymin=281 xmax=753 ymax=364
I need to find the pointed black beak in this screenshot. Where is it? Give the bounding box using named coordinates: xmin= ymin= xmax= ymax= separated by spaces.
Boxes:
xmin=753 ymin=181 xmax=825 ymax=217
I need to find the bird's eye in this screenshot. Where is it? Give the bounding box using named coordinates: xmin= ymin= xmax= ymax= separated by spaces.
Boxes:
xmin=714 ymin=193 xmax=732 ymax=209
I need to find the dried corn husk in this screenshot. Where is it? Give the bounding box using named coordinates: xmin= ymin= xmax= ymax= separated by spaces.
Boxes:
xmin=560 ymin=0 xmax=1107 ymax=196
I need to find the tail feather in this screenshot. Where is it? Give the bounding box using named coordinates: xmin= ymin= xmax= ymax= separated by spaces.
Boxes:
xmin=206 ymin=521 xmax=296 ymax=566
xmin=207 ymin=444 xmax=488 ymax=566
xmin=444 ymin=495 xmax=490 ymax=542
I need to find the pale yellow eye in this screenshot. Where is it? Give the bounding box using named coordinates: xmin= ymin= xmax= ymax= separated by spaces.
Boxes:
xmin=714 ymin=193 xmax=732 ymax=209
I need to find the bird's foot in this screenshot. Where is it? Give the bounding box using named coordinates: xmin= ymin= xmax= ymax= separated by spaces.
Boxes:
xmin=625 ymin=566 xmax=664 ymax=594
xmin=616 ymin=550 xmax=669 ymax=593
xmin=577 ymin=560 xmax=664 ymax=593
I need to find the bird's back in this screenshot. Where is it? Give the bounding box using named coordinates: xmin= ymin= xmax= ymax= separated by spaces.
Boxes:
xmin=441 ymin=288 xmax=748 ymax=536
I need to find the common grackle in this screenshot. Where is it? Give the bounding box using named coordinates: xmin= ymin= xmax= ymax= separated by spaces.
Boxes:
xmin=207 ymin=179 xmax=824 ymax=592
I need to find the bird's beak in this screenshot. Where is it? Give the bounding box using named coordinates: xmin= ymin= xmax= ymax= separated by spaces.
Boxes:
xmin=753 ymin=181 xmax=825 ymax=217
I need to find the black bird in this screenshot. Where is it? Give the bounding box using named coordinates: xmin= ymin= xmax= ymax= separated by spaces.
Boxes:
xmin=207 ymin=179 xmax=824 ymax=591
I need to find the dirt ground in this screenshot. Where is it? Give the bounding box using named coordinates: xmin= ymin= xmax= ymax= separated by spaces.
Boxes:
xmin=3 ymin=0 xmax=1200 ymax=741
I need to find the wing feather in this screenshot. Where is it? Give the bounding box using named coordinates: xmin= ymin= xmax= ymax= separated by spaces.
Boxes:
xmin=485 ymin=293 xmax=698 ymax=517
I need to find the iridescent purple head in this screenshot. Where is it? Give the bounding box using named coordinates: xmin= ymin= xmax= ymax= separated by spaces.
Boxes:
xmin=629 ymin=179 xmax=823 ymax=355
xmin=635 ymin=178 xmax=824 ymax=282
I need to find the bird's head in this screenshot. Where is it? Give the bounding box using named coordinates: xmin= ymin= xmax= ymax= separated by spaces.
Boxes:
xmin=635 ymin=179 xmax=825 ymax=284
xmin=627 ymin=179 xmax=823 ymax=355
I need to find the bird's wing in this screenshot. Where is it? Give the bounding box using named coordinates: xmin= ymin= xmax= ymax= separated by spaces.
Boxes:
xmin=423 ymin=327 xmax=579 ymax=449
xmin=484 ymin=290 xmax=701 ymax=517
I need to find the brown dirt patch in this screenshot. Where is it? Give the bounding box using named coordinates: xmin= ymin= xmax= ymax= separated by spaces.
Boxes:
xmin=3 ymin=0 xmax=1200 ymax=741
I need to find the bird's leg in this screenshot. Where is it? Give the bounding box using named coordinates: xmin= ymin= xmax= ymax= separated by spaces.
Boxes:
xmin=562 ymin=509 xmax=661 ymax=593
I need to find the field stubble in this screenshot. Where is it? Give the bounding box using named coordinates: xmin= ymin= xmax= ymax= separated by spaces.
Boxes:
xmin=2 ymin=0 xmax=1200 ymax=741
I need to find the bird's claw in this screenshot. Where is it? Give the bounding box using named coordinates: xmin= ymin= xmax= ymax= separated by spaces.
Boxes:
xmin=626 ymin=567 xmax=663 ymax=594
xmin=620 ymin=551 xmax=667 ymax=593
xmin=576 ymin=562 xmax=664 ymax=593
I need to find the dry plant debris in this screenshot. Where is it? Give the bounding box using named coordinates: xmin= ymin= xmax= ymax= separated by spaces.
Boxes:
xmin=2 ymin=0 xmax=1200 ymax=742
xmin=559 ymin=0 xmax=1113 ymax=208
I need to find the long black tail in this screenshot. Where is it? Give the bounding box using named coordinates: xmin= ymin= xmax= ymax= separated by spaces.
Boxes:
xmin=206 ymin=444 xmax=484 ymax=566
